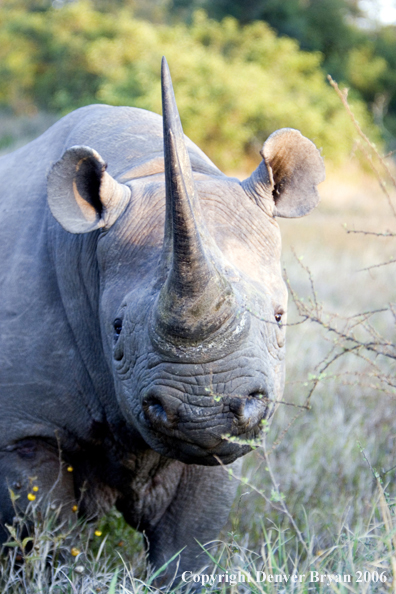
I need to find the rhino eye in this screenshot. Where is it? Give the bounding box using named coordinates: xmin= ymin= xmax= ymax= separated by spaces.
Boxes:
xmin=274 ymin=310 xmax=283 ymax=324
xmin=113 ymin=318 xmax=123 ymax=339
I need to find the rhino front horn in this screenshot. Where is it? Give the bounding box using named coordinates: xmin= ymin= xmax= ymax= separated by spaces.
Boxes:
xmin=154 ymin=57 xmax=234 ymax=343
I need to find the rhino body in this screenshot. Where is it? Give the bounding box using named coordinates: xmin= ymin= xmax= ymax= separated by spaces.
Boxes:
xmin=0 ymin=60 xmax=324 ymax=578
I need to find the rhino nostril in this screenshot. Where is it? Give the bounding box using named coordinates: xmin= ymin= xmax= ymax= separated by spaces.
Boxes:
xmin=143 ymin=395 xmax=168 ymax=424
xmin=243 ymin=397 xmax=263 ymax=421
xmin=229 ymin=392 xmax=269 ymax=426
xmin=142 ymin=393 xmax=178 ymax=429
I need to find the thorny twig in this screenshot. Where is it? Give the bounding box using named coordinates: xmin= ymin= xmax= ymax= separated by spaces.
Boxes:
xmin=358 ymin=140 xmax=396 ymax=216
xmin=346 ymin=229 xmax=396 ymax=237
xmin=358 ymin=258 xmax=396 ymax=272
xmin=288 ymin=278 xmax=396 ymax=360
xmin=328 ymin=75 xmax=396 ymax=195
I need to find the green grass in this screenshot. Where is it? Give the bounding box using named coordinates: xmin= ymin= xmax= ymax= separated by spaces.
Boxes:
xmin=1 ymin=481 xmax=394 ymax=593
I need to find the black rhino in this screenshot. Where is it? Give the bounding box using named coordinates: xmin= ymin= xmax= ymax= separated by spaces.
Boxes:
xmin=0 ymin=58 xmax=324 ymax=579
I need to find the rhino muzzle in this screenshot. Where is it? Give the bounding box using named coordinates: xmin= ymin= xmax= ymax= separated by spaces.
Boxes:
xmin=142 ymin=391 xmax=272 ymax=435
xmin=138 ymin=376 xmax=276 ymax=464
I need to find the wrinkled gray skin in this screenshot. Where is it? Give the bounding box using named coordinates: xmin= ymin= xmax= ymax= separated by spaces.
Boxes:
xmin=0 ymin=59 xmax=324 ymax=581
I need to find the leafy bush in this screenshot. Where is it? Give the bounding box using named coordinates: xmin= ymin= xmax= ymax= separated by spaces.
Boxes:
xmin=0 ymin=1 xmax=379 ymax=168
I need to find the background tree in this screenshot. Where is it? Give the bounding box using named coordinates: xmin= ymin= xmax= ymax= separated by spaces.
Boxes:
xmin=0 ymin=1 xmax=378 ymax=168
xmin=168 ymin=0 xmax=396 ymax=150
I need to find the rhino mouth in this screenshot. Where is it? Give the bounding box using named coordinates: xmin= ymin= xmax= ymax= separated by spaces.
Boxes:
xmin=139 ymin=389 xmax=275 ymax=465
xmin=139 ymin=423 xmax=265 ymax=465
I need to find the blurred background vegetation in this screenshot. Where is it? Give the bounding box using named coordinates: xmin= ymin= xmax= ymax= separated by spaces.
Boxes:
xmin=0 ymin=0 xmax=395 ymax=169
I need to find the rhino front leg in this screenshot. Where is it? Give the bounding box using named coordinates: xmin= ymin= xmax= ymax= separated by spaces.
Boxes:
xmin=146 ymin=460 xmax=241 ymax=585
xmin=0 ymin=438 xmax=76 ymax=544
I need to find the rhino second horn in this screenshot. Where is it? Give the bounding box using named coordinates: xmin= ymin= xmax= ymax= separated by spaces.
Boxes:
xmin=154 ymin=58 xmax=235 ymax=343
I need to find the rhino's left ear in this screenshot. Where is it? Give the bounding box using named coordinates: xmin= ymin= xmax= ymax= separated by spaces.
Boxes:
xmin=241 ymin=128 xmax=325 ymax=218
xmin=47 ymin=146 xmax=130 ymax=233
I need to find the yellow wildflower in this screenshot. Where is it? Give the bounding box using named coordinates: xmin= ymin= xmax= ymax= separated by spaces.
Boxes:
xmin=32 ymin=486 xmax=39 ymax=492
xmin=67 ymin=466 xmax=73 ymax=472
xmin=72 ymin=505 xmax=78 ymax=512
xmin=27 ymin=493 xmax=36 ymax=501
xmin=71 ymin=547 xmax=80 ymax=557
xmin=94 ymin=530 xmax=102 ymax=537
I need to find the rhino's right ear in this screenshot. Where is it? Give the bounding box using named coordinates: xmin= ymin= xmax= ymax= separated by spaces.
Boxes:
xmin=47 ymin=146 xmax=130 ymax=234
xmin=241 ymin=128 xmax=325 ymax=218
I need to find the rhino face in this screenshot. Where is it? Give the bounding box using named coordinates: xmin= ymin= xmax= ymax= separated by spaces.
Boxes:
xmin=97 ymin=178 xmax=287 ymax=465
xmin=47 ymin=58 xmax=324 ymax=466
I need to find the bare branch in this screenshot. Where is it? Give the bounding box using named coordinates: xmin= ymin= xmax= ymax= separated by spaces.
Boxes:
xmin=328 ymin=75 xmax=396 ymax=195
xmin=346 ymin=229 xmax=396 ymax=237
xmin=358 ymin=258 xmax=396 ymax=272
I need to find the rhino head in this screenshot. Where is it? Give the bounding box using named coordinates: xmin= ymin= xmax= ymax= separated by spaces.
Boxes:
xmin=47 ymin=58 xmax=324 ymax=465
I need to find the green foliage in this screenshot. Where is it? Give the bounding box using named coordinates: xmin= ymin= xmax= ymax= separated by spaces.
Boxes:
xmin=169 ymin=0 xmax=396 ymax=151
xmin=8 ymin=0 xmax=393 ymax=154
xmin=93 ymin=508 xmax=143 ymax=562
xmin=373 ymin=25 xmax=396 ymax=141
xmin=346 ymin=44 xmax=388 ymax=98
xmin=0 ymin=1 xmax=379 ymax=168
xmin=170 ymin=0 xmax=364 ymax=80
